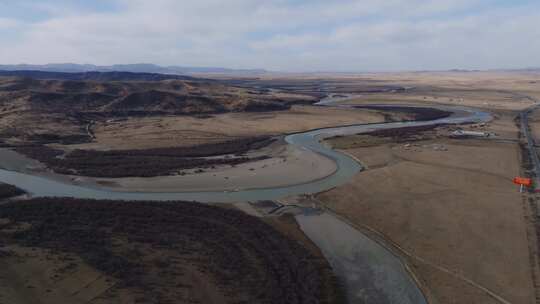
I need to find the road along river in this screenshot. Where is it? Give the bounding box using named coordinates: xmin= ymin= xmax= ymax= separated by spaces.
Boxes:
xmin=0 ymin=100 xmax=491 ymax=304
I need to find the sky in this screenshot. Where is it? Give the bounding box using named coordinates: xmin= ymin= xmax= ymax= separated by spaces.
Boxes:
xmin=0 ymin=0 xmax=539 ymax=72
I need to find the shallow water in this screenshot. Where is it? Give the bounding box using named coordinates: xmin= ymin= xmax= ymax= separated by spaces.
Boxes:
xmin=297 ymin=212 xmax=427 ymax=304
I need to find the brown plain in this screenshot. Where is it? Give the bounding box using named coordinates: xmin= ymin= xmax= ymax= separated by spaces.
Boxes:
xmin=71 ymin=105 xmax=387 ymax=150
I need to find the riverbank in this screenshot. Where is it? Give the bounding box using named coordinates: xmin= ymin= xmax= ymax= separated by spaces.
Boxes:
xmin=0 ymin=182 xmax=25 ymax=200
xmin=92 ymin=141 xmax=338 ymax=192
xmin=0 ymin=139 xmax=338 ymax=193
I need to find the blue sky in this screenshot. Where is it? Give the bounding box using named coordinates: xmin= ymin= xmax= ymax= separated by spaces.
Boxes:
xmin=0 ymin=0 xmax=539 ymax=71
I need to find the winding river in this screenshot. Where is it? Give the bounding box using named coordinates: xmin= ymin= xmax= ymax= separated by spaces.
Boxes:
xmin=0 ymin=98 xmax=491 ymax=304
xmin=0 ymin=105 xmax=489 ymax=202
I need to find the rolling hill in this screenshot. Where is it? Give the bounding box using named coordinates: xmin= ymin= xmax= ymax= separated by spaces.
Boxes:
xmin=0 ymin=73 xmax=314 ymax=146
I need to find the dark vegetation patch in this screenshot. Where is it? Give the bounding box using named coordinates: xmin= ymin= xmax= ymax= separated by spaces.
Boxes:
xmin=367 ymin=124 xmax=442 ymax=142
xmin=240 ymin=100 xmax=291 ymax=111
xmin=105 ymin=90 xmax=229 ymax=114
xmin=26 ymin=133 xmax=92 ymax=145
xmin=515 ymin=114 xmax=535 ymax=174
xmin=0 ymin=183 xmax=25 ymax=200
xmin=0 ymin=77 xmax=296 ymax=117
xmin=28 ymin=91 xmax=118 ymax=109
xmin=519 ymin=142 xmax=534 ymax=173
xmin=0 ymin=198 xmax=339 ymax=304
xmin=352 ymin=106 xmax=452 ymax=121
xmin=15 ymin=136 xmax=275 ymax=177
xmin=223 ymin=78 xmax=406 ymax=99
xmin=22 ymin=90 xmax=243 ymax=117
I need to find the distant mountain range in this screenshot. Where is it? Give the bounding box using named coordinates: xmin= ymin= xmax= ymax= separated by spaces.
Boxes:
xmin=0 ymin=70 xmax=200 ymax=82
xmin=498 ymin=67 xmax=540 ymax=73
xmin=0 ymin=63 xmax=537 ymax=76
xmin=0 ymin=63 xmax=267 ymax=75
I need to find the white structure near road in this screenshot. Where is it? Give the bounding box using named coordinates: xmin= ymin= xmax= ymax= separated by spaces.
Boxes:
xmin=451 ymin=130 xmax=492 ymax=138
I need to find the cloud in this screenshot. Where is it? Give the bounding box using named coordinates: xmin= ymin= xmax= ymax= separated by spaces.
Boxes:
xmin=0 ymin=17 xmax=20 ymax=29
xmin=0 ymin=0 xmax=538 ymax=71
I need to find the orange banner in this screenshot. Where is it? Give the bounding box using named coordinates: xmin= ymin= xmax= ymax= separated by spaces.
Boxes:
xmin=513 ymin=177 xmax=532 ymax=187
